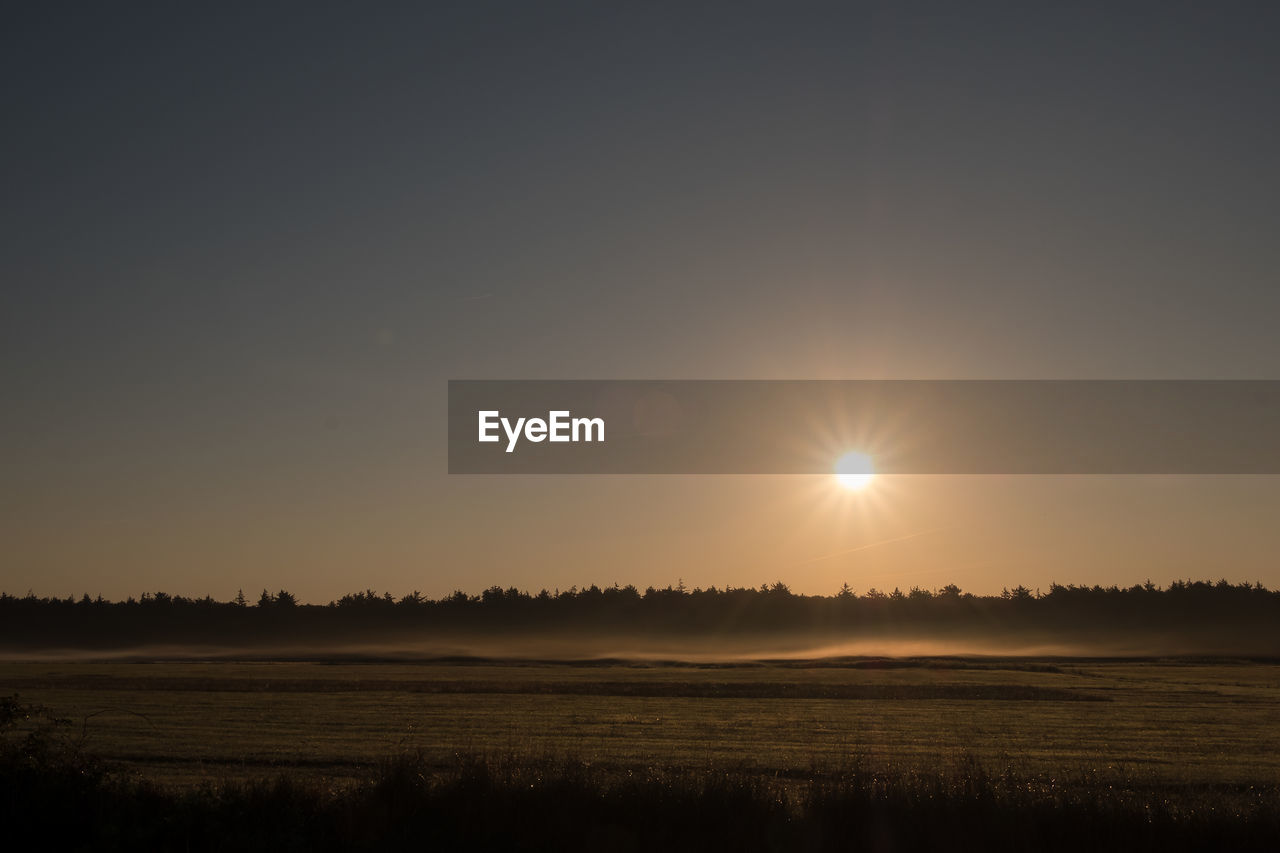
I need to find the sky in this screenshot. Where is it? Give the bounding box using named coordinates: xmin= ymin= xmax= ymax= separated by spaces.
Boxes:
xmin=4 ymin=3 xmax=1280 ymax=602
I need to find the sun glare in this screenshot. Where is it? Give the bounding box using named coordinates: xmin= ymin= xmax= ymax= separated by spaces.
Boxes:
xmin=834 ymin=451 xmax=875 ymax=491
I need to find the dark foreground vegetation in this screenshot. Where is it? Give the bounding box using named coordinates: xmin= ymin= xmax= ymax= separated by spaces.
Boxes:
xmin=2 ymin=579 xmax=1279 ymax=654
xmin=3 ymin=694 xmax=1277 ymax=853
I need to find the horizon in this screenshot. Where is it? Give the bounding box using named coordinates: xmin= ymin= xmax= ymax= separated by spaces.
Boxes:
xmin=5 ymin=574 xmax=1275 ymax=607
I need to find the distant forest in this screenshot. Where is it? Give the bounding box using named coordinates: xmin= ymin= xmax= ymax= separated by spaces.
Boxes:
xmin=2 ymin=579 xmax=1278 ymax=655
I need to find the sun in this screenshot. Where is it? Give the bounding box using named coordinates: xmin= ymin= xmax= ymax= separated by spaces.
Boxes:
xmin=834 ymin=451 xmax=875 ymax=491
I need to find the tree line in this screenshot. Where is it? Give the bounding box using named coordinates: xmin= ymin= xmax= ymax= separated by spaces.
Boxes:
xmin=1 ymin=578 xmax=1277 ymax=653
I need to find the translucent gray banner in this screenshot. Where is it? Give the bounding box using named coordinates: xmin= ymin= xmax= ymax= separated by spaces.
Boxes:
xmin=447 ymin=380 xmax=1280 ymax=474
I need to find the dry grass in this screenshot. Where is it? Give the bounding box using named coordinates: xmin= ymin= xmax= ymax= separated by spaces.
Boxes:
xmin=1 ymin=658 xmax=1278 ymax=789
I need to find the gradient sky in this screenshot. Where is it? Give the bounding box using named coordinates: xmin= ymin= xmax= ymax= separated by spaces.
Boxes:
xmin=5 ymin=3 xmax=1280 ymax=602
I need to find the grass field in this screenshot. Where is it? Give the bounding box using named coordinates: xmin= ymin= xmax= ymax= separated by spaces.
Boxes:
xmin=3 ymin=657 xmax=1278 ymax=790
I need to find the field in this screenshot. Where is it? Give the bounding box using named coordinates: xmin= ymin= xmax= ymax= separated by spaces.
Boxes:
xmin=3 ymin=657 xmax=1279 ymax=789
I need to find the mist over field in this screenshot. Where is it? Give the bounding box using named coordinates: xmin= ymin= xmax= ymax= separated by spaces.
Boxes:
xmin=0 ymin=634 xmax=1266 ymax=665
